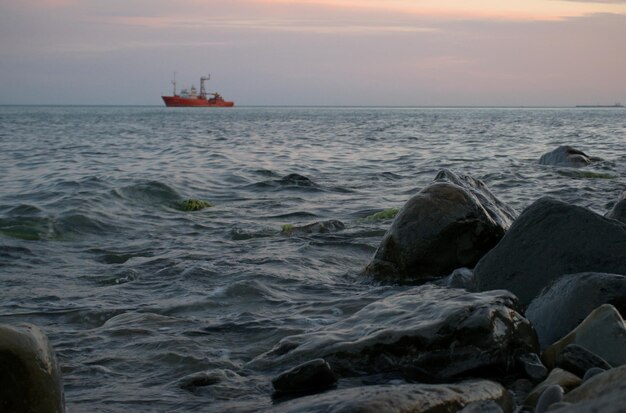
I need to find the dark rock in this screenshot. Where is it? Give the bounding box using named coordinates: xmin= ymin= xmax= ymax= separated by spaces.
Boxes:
xmin=441 ymin=267 xmax=474 ymax=289
xmin=523 ymin=368 xmax=581 ymax=410
xmin=279 ymin=173 xmax=316 ymax=187
xmin=535 ymin=385 xmax=564 ymax=413
xmin=459 ymin=400 xmax=504 ymax=413
xmin=249 ymin=285 xmax=538 ymax=381
xmin=517 ymin=353 xmax=548 ymax=382
xmin=582 ymin=367 xmax=605 ymax=382
xmin=271 ymin=380 xmax=513 ymax=413
xmin=554 ymin=365 xmax=626 ymax=412
xmin=0 ymin=323 xmax=65 ymax=413
xmin=272 ymin=359 xmax=337 ymax=395
xmin=606 ymin=191 xmax=626 ymax=224
xmin=281 ymin=220 xmax=345 ymax=235
xmin=526 ymin=272 xmax=626 ymax=349
xmin=473 ymin=197 xmax=626 ymax=307
xmin=557 ymin=344 xmax=612 ymax=377
xmin=365 ymin=169 xmax=516 ymax=282
xmin=542 ymin=304 xmax=626 ymax=369
xmin=538 ymin=145 xmax=592 ymax=167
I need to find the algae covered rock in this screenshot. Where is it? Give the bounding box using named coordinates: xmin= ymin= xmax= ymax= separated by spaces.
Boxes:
xmin=0 ymin=323 xmax=65 ymax=413
xmin=365 ymin=169 xmax=516 ymax=282
xmin=360 ymin=208 xmax=399 ymax=222
xmin=281 ymin=220 xmax=345 ymax=236
xmin=177 ymin=199 xmax=213 ymax=211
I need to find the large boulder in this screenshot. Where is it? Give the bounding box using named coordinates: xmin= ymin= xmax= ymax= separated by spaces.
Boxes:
xmin=473 ymin=197 xmax=626 ymax=307
xmin=606 ymin=191 xmax=626 ymax=224
xmin=271 ymin=380 xmax=513 ymax=413
xmin=526 ymin=272 xmax=626 ymax=348
xmin=249 ymin=285 xmax=538 ymax=381
xmin=365 ymin=170 xmax=516 ymax=282
xmin=542 ymin=304 xmax=626 ymax=369
xmin=538 ymin=145 xmax=592 ymax=167
xmin=0 ymin=323 xmax=65 ymax=413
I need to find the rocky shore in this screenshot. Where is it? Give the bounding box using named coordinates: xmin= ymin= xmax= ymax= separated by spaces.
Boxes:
xmin=2 ymin=146 xmax=625 ymax=412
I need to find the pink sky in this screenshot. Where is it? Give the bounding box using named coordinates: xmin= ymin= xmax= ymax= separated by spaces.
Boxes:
xmin=1 ymin=0 xmax=625 ymax=105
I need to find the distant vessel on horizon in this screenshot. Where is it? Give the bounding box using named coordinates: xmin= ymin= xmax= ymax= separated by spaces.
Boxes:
xmin=162 ymin=74 xmax=234 ymax=107
xmin=575 ymin=103 xmax=623 ymax=108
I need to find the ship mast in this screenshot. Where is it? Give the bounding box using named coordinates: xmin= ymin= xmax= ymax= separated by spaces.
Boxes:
xmin=200 ymin=75 xmax=210 ymax=99
xmin=171 ymin=72 xmax=177 ymax=96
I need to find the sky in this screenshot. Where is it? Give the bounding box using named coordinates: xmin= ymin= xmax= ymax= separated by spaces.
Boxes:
xmin=1 ymin=0 xmax=625 ymax=106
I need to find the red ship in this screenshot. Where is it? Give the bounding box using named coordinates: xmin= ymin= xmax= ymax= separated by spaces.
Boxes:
xmin=162 ymin=74 xmax=234 ymax=107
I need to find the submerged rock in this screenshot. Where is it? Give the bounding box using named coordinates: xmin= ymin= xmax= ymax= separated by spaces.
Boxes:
xmin=271 ymin=380 xmax=513 ymax=413
xmin=272 ymin=359 xmax=337 ymax=395
xmin=249 ymin=285 xmax=537 ymax=381
xmin=177 ymin=198 xmax=213 ymax=211
xmin=538 ymin=145 xmax=593 ymax=167
xmin=473 ymin=197 xmax=626 ymax=307
xmin=365 ymin=169 xmax=516 ymax=282
xmin=281 ymin=220 xmax=345 ymax=235
xmin=526 ymin=272 xmax=626 ymax=348
xmin=360 ymin=208 xmax=399 ymax=222
xmin=279 ymin=173 xmax=317 ymax=187
xmin=542 ymin=304 xmax=626 ymax=369
xmin=606 ymin=191 xmax=626 ymax=224
xmin=0 ymin=323 xmax=65 ymax=413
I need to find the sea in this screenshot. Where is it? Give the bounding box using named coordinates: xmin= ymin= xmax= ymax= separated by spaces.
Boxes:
xmin=0 ymin=106 xmax=624 ymax=412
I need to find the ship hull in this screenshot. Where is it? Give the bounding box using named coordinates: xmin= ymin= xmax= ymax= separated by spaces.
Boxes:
xmin=162 ymin=96 xmax=234 ymax=107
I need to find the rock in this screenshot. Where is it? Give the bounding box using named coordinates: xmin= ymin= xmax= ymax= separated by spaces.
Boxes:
xmin=0 ymin=323 xmax=65 ymax=413
xmin=535 ymin=385 xmax=564 ymax=413
xmin=177 ymin=198 xmax=212 ymax=211
xmin=517 ymin=352 xmax=548 ymax=382
xmin=249 ymin=285 xmax=538 ymax=381
xmin=523 ymin=368 xmax=581 ymax=409
xmin=365 ymin=169 xmax=516 ymax=282
xmin=606 ymin=191 xmax=626 ymax=224
xmin=582 ymin=367 xmax=605 ymax=382
xmin=271 ymin=380 xmax=513 ymax=413
xmin=281 ymin=220 xmax=345 ymax=235
xmin=542 ymin=304 xmax=626 ymax=369
xmin=360 ymin=208 xmax=399 ymax=222
xmin=538 ymin=145 xmax=592 ymax=167
xmin=526 ymin=272 xmax=626 ymax=348
xmin=551 ymin=365 xmax=626 ymax=412
xmin=440 ymin=267 xmax=474 ymax=289
xmin=272 ymin=359 xmax=337 ymax=395
xmin=459 ymin=400 xmax=504 ymax=413
xmin=556 ymin=344 xmax=612 ymax=377
xmin=473 ymin=197 xmax=626 ymax=307
xmin=279 ymin=173 xmax=316 ymax=187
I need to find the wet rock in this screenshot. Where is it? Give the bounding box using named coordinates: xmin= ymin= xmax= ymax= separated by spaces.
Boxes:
xmin=272 ymin=359 xmax=337 ymax=395
xmin=281 ymin=220 xmax=345 ymax=235
xmin=473 ymin=197 xmax=626 ymax=307
xmin=441 ymin=267 xmax=474 ymax=289
xmin=535 ymin=385 xmax=563 ymax=413
xmin=0 ymin=323 xmax=65 ymax=413
xmin=517 ymin=352 xmax=548 ymax=382
xmin=526 ymin=272 xmax=626 ymax=348
xmin=554 ymin=365 xmax=626 ymax=412
xmin=459 ymin=400 xmax=504 ymax=413
xmin=177 ymin=198 xmax=212 ymax=211
xmin=279 ymin=173 xmax=316 ymax=187
xmin=365 ymin=169 xmax=516 ymax=282
xmin=556 ymin=344 xmax=612 ymax=377
xmin=271 ymin=380 xmax=513 ymax=413
xmin=606 ymin=191 xmax=626 ymax=224
xmin=538 ymin=145 xmax=592 ymax=167
xmin=542 ymin=304 xmax=626 ymax=369
xmin=250 ymin=285 xmax=538 ymax=381
xmin=523 ymin=368 xmax=581 ymax=410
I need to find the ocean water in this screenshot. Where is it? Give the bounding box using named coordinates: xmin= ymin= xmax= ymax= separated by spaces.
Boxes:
xmin=0 ymin=106 xmax=624 ymax=412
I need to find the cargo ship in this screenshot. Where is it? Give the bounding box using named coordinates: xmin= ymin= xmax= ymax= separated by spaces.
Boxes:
xmin=162 ymin=74 xmax=234 ymax=107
